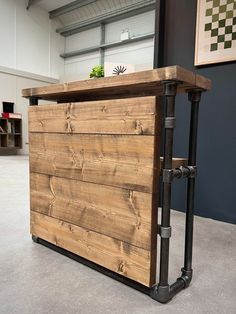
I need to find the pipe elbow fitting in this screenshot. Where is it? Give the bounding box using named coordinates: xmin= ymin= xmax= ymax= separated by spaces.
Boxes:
xmin=180 ymin=268 xmax=193 ymax=288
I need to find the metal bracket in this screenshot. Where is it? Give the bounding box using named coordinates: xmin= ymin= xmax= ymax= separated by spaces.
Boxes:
xmin=165 ymin=117 xmax=176 ymax=128
xmin=158 ymin=225 xmax=172 ymax=238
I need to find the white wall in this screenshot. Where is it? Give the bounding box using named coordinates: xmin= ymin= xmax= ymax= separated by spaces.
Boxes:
xmin=64 ymin=52 xmax=100 ymax=82
xmin=0 ymin=2 xmax=155 ymax=154
xmin=0 ymin=0 xmax=65 ymax=154
xmin=0 ymin=73 xmax=57 ymax=155
xmin=105 ymin=10 xmax=155 ymax=42
xmin=64 ymin=27 xmax=101 ymax=81
xmin=64 ymin=10 xmax=155 ymax=81
xmin=0 ymin=0 xmax=64 ymax=78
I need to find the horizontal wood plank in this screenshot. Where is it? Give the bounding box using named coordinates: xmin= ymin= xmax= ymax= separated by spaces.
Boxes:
xmin=22 ymin=66 xmax=211 ymax=103
xmin=30 ymin=173 xmax=154 ymax=250
xmin=31 ymin=211 xmax=156 ymax=287
xmin=29 ymin=97 xmax=159 ymax=135
xmin=29 ymin=133 xmax=159 ymax=193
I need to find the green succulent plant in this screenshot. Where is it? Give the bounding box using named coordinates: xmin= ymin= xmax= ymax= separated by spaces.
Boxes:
xmin=89 ymin=65 xmax=104 ymax=78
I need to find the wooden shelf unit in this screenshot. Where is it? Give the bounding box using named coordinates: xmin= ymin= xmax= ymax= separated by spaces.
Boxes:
xmin=0 ymin=117 xmax=22 ymax=154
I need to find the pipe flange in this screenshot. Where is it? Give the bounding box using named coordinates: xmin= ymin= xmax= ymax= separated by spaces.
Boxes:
xmin=162 ymin=169 xmax=173 ymax=183
xmin=157 ymin=225 xmax=172 ymax=238
xmin=165 ymin=117 xmax=176 ymax=128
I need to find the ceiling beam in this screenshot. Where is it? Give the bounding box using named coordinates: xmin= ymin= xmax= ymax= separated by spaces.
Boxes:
xmin=26 ymin=0 xmax=41 ymax=10
xmin=50 ymin=0 xmax=97 ymax=19
xmin=56 ymin=0 xmax=156 ymax=37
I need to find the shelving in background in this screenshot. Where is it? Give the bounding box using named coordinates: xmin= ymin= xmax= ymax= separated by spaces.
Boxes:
xmin=0 ymin=117 xmax=22 ymax=155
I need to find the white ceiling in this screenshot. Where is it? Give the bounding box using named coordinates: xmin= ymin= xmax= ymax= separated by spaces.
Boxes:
xmin=38 ymin=0 xmax=75 ymax=12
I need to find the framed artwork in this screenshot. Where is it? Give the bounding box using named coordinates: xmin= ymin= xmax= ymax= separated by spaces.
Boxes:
xmin=195 ymin=0 xmax=236 ymax=66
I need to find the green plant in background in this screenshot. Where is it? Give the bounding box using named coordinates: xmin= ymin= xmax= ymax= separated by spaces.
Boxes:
xmin=89 ymin=65 xmax=104 ymax=78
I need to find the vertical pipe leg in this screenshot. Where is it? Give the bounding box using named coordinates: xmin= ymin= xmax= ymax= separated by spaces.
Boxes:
xmin=182 ymin=89 xmax=202 ymax=281
xmin=29 ymin=96 xmax=39 ymax=243
xmin=159 ymin=81 xmax=178 ymax=287
xmin=29 ymin=97 xmax=39 ymax=106
xmin=151 ymin=88 xmax=205 ymax=303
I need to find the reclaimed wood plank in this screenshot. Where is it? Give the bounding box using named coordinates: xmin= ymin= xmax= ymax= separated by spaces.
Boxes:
xmin=28 ymin=97 xmax=159 ymax=135
xmin=30 ymin=172 xmax=154 ymax=250
xmin=22 ymin=66 xmax=211 ymax=102
xmin=29 ymin=133 xmax=158 ymax=193
xmin=31 ymin=211 xmax=156 ymax=286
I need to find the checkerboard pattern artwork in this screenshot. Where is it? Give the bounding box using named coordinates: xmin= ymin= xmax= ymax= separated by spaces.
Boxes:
xmin=204 ymin=0 xmax=236 ymax=51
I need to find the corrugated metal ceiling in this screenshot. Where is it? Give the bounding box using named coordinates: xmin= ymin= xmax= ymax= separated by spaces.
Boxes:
xmin=56 ymin=0 xmax=138 ymax=25
xmin=38 ymin=0 xmax=153 ymax=26
xmin=38 ymin=0 xmax=75 ymax=12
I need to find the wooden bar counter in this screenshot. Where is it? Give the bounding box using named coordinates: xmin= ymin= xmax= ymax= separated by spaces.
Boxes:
xmin=22 ymin=66 xmax=211 ymax=301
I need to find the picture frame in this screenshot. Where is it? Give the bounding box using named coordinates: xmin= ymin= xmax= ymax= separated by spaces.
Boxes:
xmin=194 ymin=0 xmax=236 ymax=66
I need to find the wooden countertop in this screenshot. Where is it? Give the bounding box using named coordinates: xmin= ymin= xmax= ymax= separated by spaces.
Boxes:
xmin=22 ymin=65 xmax=211 ymax=102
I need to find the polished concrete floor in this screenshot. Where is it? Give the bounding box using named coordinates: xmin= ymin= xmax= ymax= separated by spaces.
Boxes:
xmin=0 ymin=155 xmax=235 ymax=314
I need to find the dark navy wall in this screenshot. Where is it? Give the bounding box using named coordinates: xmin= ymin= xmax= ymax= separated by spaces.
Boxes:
xmin=162 ymin=0 xmax=236 ymax=223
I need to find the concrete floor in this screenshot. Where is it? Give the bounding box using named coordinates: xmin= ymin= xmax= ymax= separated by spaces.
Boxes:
xmin=0 ymin=156 xmax=235 ymax=314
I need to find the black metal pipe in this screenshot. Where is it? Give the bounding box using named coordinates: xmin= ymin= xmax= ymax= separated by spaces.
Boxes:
xmin=159 ymin=81 xmax=177 ymax=286
xmin=33 ymin=236 xmax=150 ymax=295
xmin=151 ymin=85 xmax=202 ymax=304
xmin=184 ymin=90 xmax=202 ymax=272
xmin=29 ymin=96 xmax=39 ymax=106
xmin=170 ymin=278 xmax=185 ymax=296
xmin=35 ymin=235 xmax=188 ymax=303
xmin=151 ymin=274 xmax=186 ymax=303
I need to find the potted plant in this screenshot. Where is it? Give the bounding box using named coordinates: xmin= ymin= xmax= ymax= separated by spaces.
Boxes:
xmin=89 ymin=65 xmax=104 ymax=78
